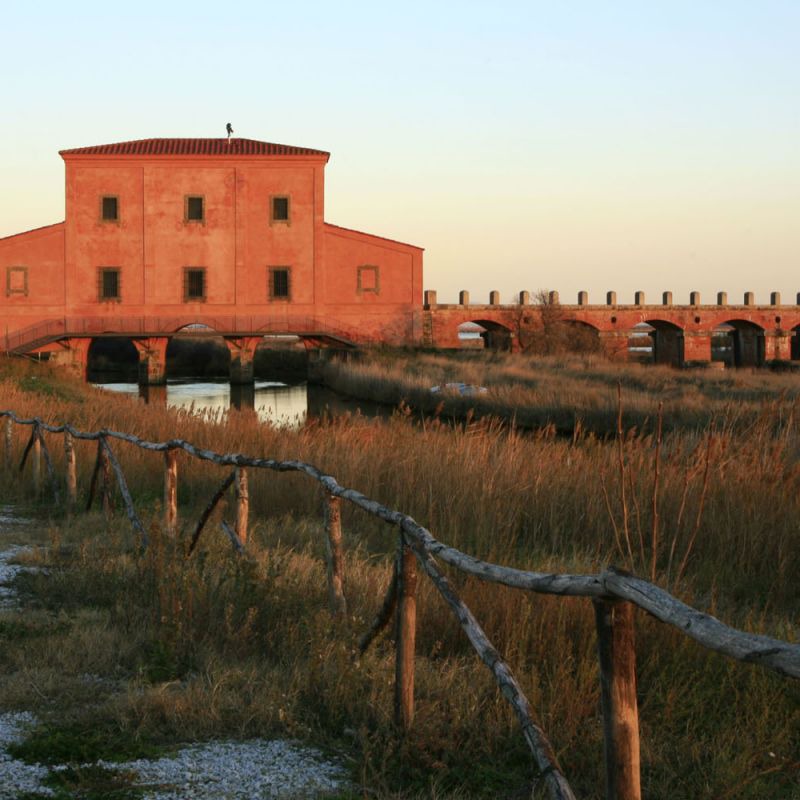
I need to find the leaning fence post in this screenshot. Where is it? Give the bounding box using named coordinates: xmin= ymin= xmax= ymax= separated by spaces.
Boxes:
xmin=99 ymin=436 xmax=112 ymax=519
xmin=593 ymin=599 xmax=642 ymax=800
xmin=235 ymin=467 xmax=248 ymax=545
xmin=64 ymin=431 xmax=77 ymax=511
xmin=394 ymin=531 xmax=418 ymax=732
xmin=31 ymin=425 xmax=42 ymax=497
xmin=164 ymin=448 xmax=178 ymax=534
xmin=3 ymin=416 xmax=12 ymax=471
xmin=324 ymin=492 xmax=347 ymax=616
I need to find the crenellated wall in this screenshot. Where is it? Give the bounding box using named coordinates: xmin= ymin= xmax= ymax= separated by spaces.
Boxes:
xmin=423 ymin=289 xmax=800 ymax=366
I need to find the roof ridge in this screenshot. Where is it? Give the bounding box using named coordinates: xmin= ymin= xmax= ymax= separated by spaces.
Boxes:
xmin=59 ymin=137 xmax=330 ymax=158
xmin=0 ymin=221 xmax=65 ymax=242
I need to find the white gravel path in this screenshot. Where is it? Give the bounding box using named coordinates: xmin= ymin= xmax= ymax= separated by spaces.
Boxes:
xmin=97 ymin=739 xmax=350 ymax=798
xmin=0 ymin=506 xmax=351 ymax=799
xmin=0 ymin=712 xmax=53 ymax=798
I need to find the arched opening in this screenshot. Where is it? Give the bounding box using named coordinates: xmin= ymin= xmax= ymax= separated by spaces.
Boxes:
xmin=644 ymin=320 xmax=684 ymax=367
xmin=713 ymin=320 xmax=765 ymax=367
xmin=791 ymin=325 xmax=800 ymax=361
xmin=166 ymin=325 xmax=230 ymax=379
xmin=254 ymin=335 xmax=309 ymax=382
xmin=518 ymin=314 xmax=601 ymax=355
xmin=554 ymin=320 xmax=602 ymax=354
xmin=87 ymin=337 xmax=139 ymax=383
xmin=460 ymin=320 xmax=513 ymax=351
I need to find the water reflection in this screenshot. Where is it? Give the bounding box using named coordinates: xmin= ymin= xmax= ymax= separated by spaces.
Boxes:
xmin=94 ymin=379 xmax=309 ymax=428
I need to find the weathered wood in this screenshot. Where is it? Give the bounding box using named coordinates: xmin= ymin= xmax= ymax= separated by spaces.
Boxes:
xmin=31 ymin=427 xmax=42 ymax=496
xmin=164 ymin=448 xmax=178 ymax=534
xmin=359 ymin=562 xmax=398 ymax=655
xmin=405 ymin=537 xmax=576 ymax=800
xmin=602 ymin=568 xmax=800 ymax=679
xmin=1 ymin=410 xmax=798 ymax=680
xmin=220 ymin=519 xmax=246 ymax=555
xmin=187 ymin=470 xmax=237 ymax=555
xmin=86 ymin=440 xmax=103 ymax=512
xmin=64 ymin=431 xmax=77 ymax=511
xmin=99 ymin=438 xmax=148 ymax=547
xmin=3 ymin=416 xmax=12 ymax=470
xmin=36 ymin=428 xmax=60 ymax=505
xmin=235 ymin=467 xmax=249 ymax=545
xmin=594 ymin=599 xmax=641 ymax=800
xmin=324 ymin=492 xmax=347 ymax=617
xmin=394 ymin=534 xmax=417 ymax=731
xmin=99 ymin=437 xmax=112 ymax=519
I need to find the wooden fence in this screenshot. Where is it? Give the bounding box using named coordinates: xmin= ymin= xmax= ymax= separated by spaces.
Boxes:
xmin=1 ymin=409 xmax=798 ymax=800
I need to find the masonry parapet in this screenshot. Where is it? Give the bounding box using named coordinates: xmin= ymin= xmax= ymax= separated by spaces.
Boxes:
xmin=422 ymin=290 xmax=800 ymax=311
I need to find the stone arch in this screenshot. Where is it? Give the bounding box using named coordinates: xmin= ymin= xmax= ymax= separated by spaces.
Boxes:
xmin=460 ymin=319 xmax=513 ymax=351
xmin=714 ymin=320 xmax=765 ymax=367
xmin=86 ymin=336 xmax=139 ymax=382
xmin=253 ymin=335 xmax=308 ymax=382
xmin=644 ymin=319 xmax=685 ymax=367
xmin=165 ymin=327 xmax=230 ymax=379
xmin=791 ymin=325 xmax=800 ymax=361
xmin=556 ymin=319 xmax=602 ymax=353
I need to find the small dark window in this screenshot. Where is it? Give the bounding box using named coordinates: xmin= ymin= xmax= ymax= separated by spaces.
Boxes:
xmin=271 ymin=196 xmax=290 ymax=223
xmin=98 ymin=268 xmax=121 ymax=301
xmin=101 ymin=196 xmax=119 ymax=222
xmin=357 ymin=265 xmax=380 ymax=295
xmin=269 ymin=267 xmax=290 ymax=299
xmin=6 ymin=267 xmax=28 ymax=297
xmin=184 ymin=268 xmax=206 ymax=301
xmin=186 ymin=196 xmax=205 ymax=222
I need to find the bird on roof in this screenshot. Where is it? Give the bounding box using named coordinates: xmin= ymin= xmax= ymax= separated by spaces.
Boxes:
xmin=226 ymin=123 xmax=233 ymax=139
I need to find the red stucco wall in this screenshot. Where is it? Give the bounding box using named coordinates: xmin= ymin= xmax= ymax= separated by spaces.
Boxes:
xmin=0 ymin=223 xmax=66 ymax=336
xmin=1 ymin=140 xmax=423 ymax=349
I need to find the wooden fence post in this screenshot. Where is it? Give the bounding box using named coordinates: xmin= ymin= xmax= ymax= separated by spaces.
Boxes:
xmin=64 ymin=431 xmax=77 ymax=511
xmin=3 ymin=417 xmax=12 ymax=471
xmin=99 ymin=437 xmax=112 ymax=519
xmin=394 ymin=532 xmax=418 ymax=731
xmin=324 ymin=492 xmax=347 ymax=616
xmin=594 ymin=599 xmax=642 ymax=800
xmin=164 ymin=449 xmax=178 ymax=534
xmin=31 ymin=426 xmax=41 ymax=497
xmin=235 ymin=467 xmax=248 ymax=545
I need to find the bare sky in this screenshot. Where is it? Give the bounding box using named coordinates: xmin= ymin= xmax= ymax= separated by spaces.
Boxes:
xmin=1 ymin=1 xmax=798 ymax=304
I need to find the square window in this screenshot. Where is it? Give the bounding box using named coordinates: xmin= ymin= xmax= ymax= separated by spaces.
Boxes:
xmin=98 ymin=268 xmax=121 ymax=301
xmin=357 ymin=265 xmax=380 ymax=295
xmin=184 ymin=268 xmax=206 ymax=301
xmin=269 ymin=267 xmax=290 ymax=300
xmin=101 ymin=196 xmax=119 ymax=222
xmin=270 ymin=196 xmax=290 ymax=224
xmin=185 ymin=195 xmax=205 ymax=222
xmin=6 ymin=267 xmax=28 ymax=297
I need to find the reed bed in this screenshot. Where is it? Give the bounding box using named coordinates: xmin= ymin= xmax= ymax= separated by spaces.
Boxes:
xmin=0 ymin=357 xmax=798 ymax=798
xmin=322 ymin=351 xmax=800 ymax=435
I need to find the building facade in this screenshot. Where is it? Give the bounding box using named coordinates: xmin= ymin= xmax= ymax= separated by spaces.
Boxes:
xmin=1 ymin=137 xmax=424 ymax=362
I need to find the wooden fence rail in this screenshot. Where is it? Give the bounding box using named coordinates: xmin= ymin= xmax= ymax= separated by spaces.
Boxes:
xmin=2 ymin=409 xmax=799 ymax=800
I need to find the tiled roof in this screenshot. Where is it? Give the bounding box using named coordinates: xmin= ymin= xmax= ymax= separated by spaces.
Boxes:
xmin=59 ymin=138 xmax=329 ymax=157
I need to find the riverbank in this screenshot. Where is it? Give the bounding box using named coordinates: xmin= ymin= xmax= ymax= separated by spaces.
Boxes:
xmin=0 ymin=357 xmax=798 ymax=798
xmin=319 ymin=350 xmax=800 ymax=436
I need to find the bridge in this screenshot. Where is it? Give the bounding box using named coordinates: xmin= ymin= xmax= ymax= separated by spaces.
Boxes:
xmin=5 ymin=290 xmax=800 ymax=382
xmin=422 ymin=289 xmax=800 ymax=367
xmin=2 ymin=315 xmax=370 ymax=384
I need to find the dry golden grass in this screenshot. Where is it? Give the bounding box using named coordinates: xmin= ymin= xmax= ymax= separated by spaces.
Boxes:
xmin=0 ymin=357 xmax=798 ymax=798
xmin=322 ymin=350 xmax=800 ymax=435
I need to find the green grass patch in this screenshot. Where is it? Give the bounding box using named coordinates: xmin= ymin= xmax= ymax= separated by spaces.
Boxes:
xmin=8 ymin=722 xmax=163 ymax=766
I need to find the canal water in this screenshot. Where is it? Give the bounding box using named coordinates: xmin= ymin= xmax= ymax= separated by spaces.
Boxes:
xmin=93 ymin=379 xmax=387 ymax=428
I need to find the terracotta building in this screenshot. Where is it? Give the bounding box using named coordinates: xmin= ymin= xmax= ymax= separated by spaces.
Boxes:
xmin=1 ymin=137 xmax=424 ymax=379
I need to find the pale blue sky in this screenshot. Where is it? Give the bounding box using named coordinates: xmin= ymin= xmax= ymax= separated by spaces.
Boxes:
xmin=1 ymin=1 xmax=798 ymax=303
